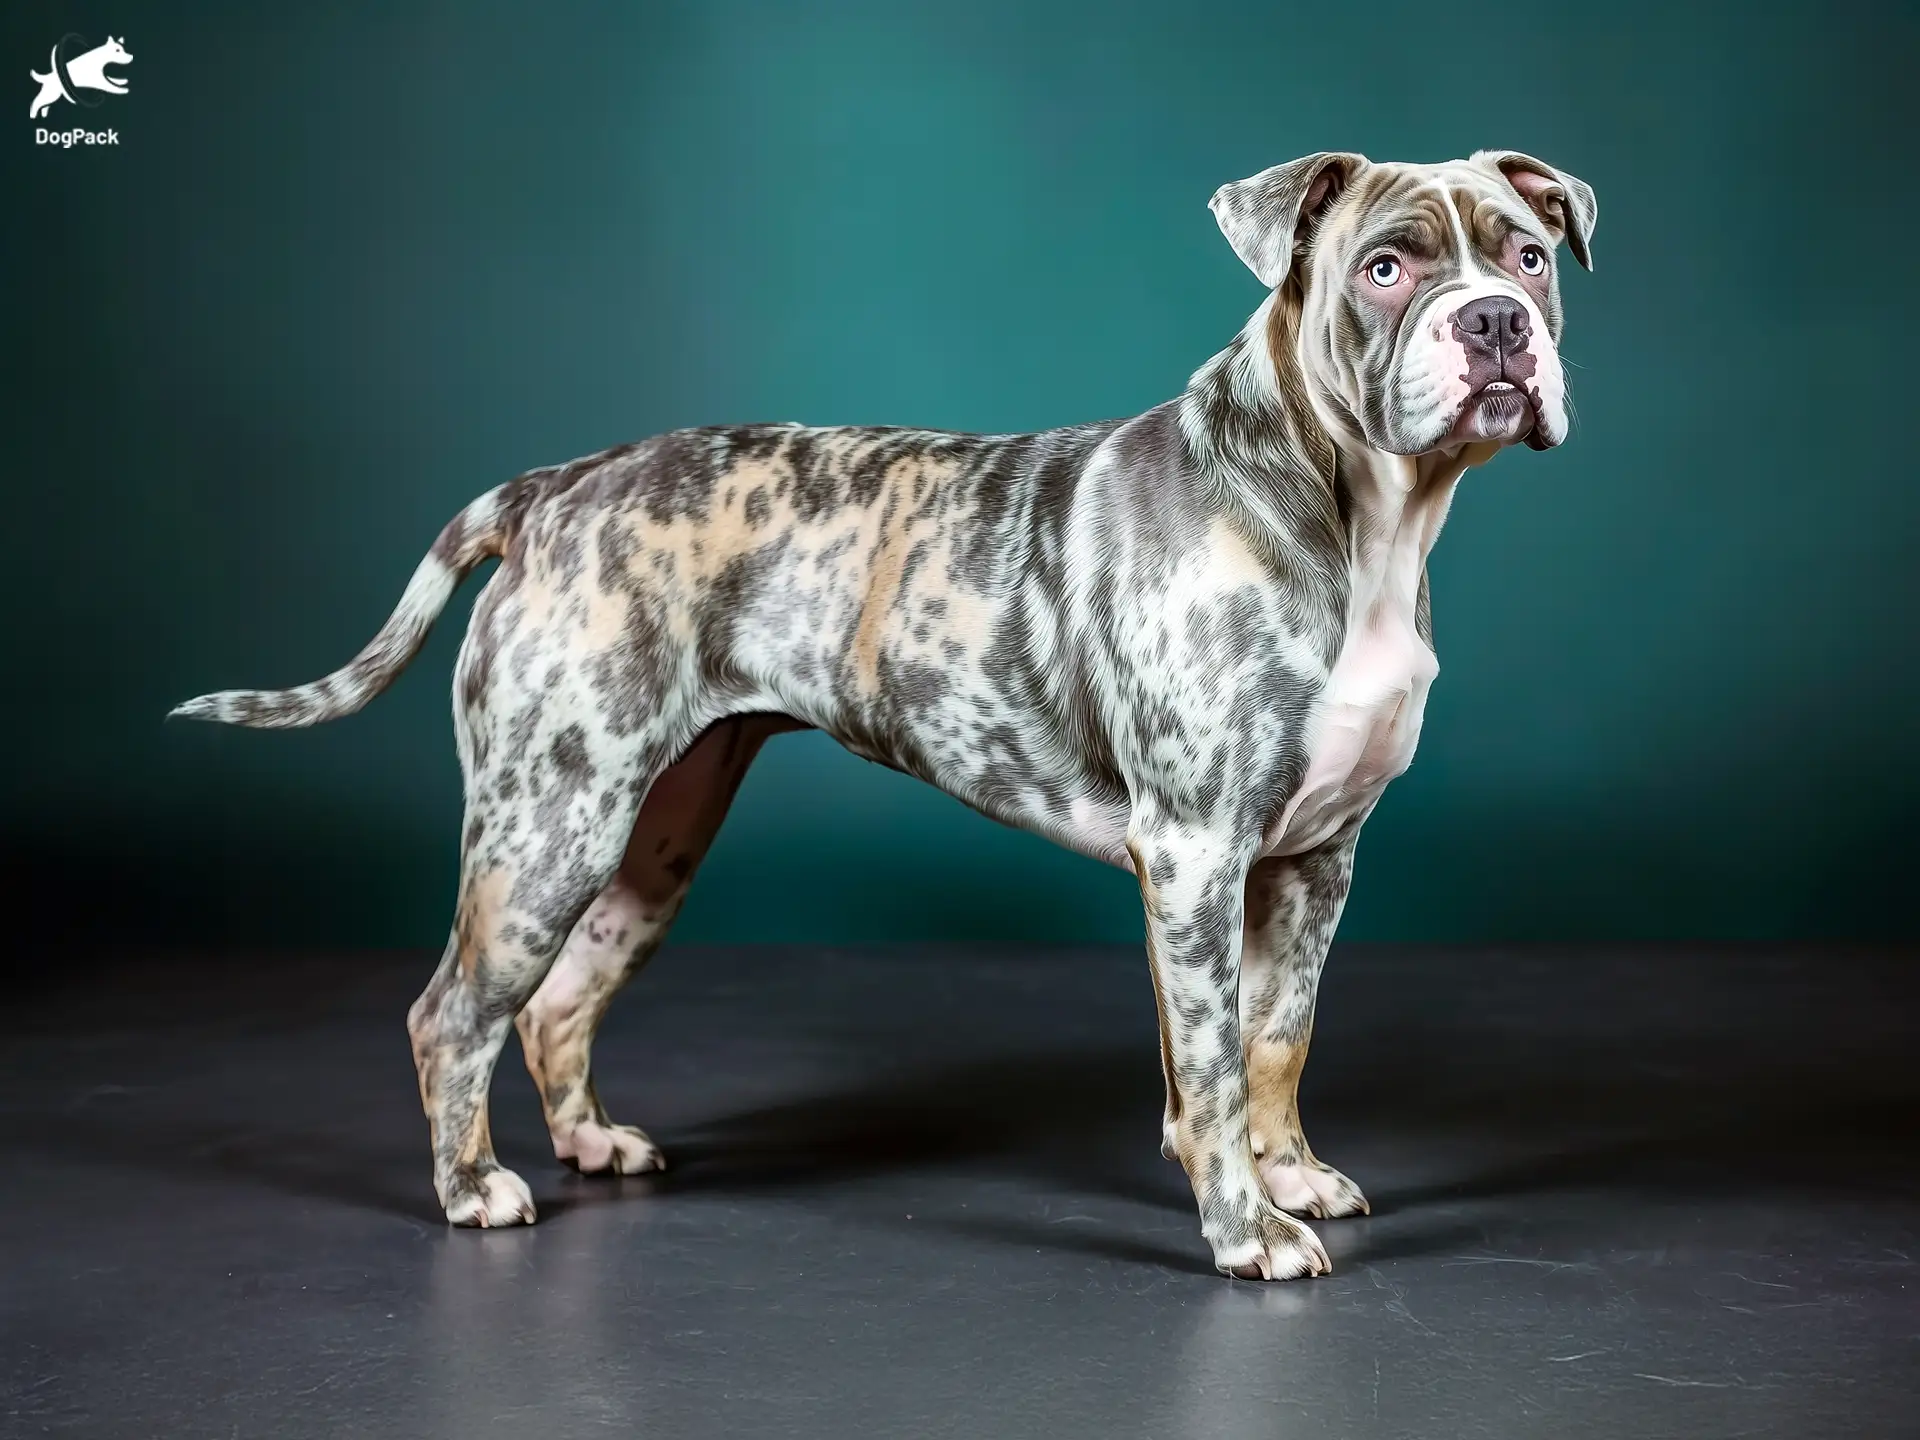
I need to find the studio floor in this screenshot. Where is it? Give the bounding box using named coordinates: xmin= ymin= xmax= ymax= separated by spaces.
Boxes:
xmin=2 ymin=942 xmax=1914 ymax=1438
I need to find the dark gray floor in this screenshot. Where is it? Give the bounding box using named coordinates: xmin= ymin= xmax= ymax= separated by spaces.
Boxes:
xmin=2 ymin=943 xmax=1915 ymax=1438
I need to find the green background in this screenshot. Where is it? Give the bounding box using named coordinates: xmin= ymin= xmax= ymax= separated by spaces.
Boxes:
xmin=5 ymin=0 xmax=1914 ymax=949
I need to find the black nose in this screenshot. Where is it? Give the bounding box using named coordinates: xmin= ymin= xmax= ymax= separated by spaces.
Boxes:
xmin=1453 ymin=295 xmax=1531 ymax=354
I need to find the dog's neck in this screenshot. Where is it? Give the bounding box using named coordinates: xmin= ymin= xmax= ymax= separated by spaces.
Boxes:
xmin=1178 ymin=288 xmax=1494 ymax=640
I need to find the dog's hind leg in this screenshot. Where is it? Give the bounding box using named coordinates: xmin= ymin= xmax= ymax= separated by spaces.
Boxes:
xmin=407 ymin=764 xmax=660 ymax=1224
xmin=407 ymin=846 xmax=633 ymax=1224
xmin=516 ymin=713 xmax=787 ymax=1176
xmin=1239 ymin=820 xmax=1369 ymax=1221
xmin=405 ymin=586 xmax=690 ymax=1224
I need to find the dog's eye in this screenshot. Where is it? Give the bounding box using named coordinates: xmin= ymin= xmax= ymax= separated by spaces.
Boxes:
xmin=1365 ymin=256 xmax=1402 ymax=287
xmin=1517 ymin=245 xmax=1547 ymax=276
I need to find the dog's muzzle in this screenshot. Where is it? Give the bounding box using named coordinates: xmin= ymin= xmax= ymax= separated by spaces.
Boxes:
xmin=1448 ymin=295 xmax=1553 ymax=450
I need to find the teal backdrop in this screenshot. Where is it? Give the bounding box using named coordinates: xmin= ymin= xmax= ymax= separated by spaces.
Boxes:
xmin=4 ymin=0 xmax=1915 ymax=949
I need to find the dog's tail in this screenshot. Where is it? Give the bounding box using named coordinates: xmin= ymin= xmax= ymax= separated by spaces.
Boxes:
xmin=169 ymin=480 xmax=529 ymax=730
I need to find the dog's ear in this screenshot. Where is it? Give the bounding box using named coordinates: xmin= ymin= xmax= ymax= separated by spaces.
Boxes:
xmin=1210 ymin=152 xmax=1368 ymax=289
xmin=1474 ymin=150 xmax=1597 ymax=272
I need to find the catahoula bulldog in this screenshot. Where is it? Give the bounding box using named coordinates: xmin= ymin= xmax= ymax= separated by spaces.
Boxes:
xmin=175 ymin=149 xmax=1595 ymax=1280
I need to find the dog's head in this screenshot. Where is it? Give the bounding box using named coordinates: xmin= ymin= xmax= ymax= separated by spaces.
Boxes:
xmin=1211 ymin=151 xmax=1596 ymax=456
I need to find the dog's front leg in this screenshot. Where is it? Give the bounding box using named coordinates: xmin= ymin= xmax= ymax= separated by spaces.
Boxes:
xmin=1240 ymin=822 xmax=1369 ymax=1220
xmin=1129 ymin=818 xmax=1331 ymax=1281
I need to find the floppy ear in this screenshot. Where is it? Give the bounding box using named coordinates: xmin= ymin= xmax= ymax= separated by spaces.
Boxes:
xmin=1209 ymin=152 xmax=1368 ymax=288
xmin=1474 ymin=150 xmax=1597 ymax=271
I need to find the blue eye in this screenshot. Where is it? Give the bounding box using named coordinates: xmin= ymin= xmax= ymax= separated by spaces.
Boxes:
xmin=1366 ymin=256 xmax=1402 ymax=287
xmin=1518 ymin=245 xmax=1547 ymax=276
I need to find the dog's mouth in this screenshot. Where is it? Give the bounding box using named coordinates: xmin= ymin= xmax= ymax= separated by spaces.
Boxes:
xmin=1449 ymin=382 xmax=1547 ymax=449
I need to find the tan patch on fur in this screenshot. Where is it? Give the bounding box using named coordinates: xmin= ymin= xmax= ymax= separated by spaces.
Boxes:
xmin=1205 ymin=511 xmax=1277 ymax=592
xmin=454 ymin=867 xmax=516 ymax=980
xmin=576 ymin=442 xmax=976 ymax=693
xmin=406 ymin=1000 xmax=440 ymax=1121
xmin=851 ymin=507 xmax=913 ymax=696
xmin=1245 ymin=1033 xmax=1308 ymax=1160
xmin=508 ymin=430 xmax=1007 ymax=779
xmin=457 ymin=1106 xmax=495 ymax=1169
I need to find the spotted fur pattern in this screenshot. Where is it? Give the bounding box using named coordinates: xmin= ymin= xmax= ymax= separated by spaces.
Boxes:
xmin=174 ymin=151 xmax=1594 ymax=1275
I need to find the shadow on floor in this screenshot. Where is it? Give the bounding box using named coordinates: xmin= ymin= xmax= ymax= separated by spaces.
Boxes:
xmin=8 ymin=945 xmax=1916 ymax=1281
xmin=14 ymin=1033 xmax=1911 ymax=1268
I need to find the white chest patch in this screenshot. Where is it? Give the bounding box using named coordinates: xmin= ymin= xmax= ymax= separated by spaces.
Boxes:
xmin=1262 ymin=468 xmax=1455 ymax=859
xmin=1263 ymin=608 xmax=1436 ymax=857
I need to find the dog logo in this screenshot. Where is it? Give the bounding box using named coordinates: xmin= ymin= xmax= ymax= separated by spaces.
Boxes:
xmin=29 ymin=34 xmax=132 ymax=119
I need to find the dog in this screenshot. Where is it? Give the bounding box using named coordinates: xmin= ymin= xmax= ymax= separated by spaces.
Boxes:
xmin=29 ymin=35 xmax=131 ymax=119
xmin=174 ymin=150 xmax=1595 ymax=1280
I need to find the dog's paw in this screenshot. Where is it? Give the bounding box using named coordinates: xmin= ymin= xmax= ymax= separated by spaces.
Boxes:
xmin=1210 ymin=1202 xmax=1331 ymax=1281
xmin=555 ymin=1121 xmax=666 ymax=1177
xmin=443 ymin=1166 xmax=537 ymax=1228
xmin=1259 ymin=1157 xmax=1370 ymax=1220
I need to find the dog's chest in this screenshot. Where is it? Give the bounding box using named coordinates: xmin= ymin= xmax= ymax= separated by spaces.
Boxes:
xmin=1262 ymin=558 xmax=1438 ymax=859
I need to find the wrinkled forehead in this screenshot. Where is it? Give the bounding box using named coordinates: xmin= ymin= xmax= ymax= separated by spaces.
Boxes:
xmin=1314 ymin=161 xmax=1546 ymax=269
